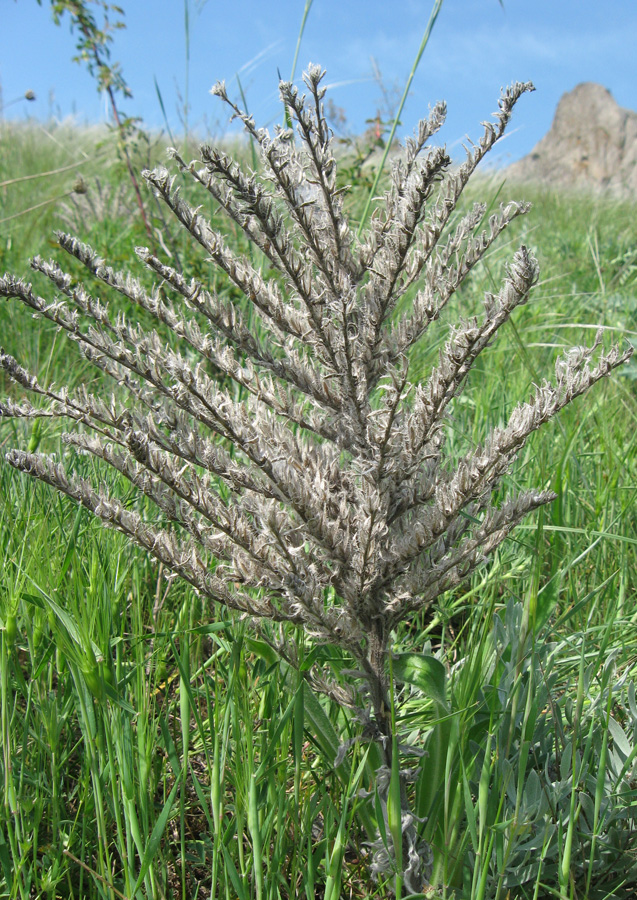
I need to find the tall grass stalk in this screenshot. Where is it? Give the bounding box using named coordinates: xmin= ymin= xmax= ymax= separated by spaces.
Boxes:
xmin=357 ymin=0 xmax=445 ymax=234
xmin=290 ymin=0 xmax=315 ymax=85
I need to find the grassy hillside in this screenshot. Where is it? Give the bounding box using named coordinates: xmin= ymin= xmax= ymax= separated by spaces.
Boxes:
xmin=1 ymin=117 xmax=636 ymax=900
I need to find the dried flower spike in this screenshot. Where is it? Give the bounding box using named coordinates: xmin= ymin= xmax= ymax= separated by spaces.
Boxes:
xmin=0 ymin=66 xmax=632 ymax=893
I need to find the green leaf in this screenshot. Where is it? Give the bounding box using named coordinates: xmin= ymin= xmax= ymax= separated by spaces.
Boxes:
xmin=490 ymin=816 xmax=517 ymax=833
xmin=0 ymin=829 xmax=12 ymax=891
xmin=189 ymin=763 xmax=215 ymax=833
xmin=244 ymin=637 xmax=280 ymax=668
xmin=59 ymin=505 xmax=84 ymax=580
xmin=254 ymin=691 xmax=297 ymax=780
xmin=608 ymin=716 xmax=632 ymax=759
xmin=392 ymin=652 xmax=448 ymax=710
xmin=387 ymin=733 xmax=403 ymax=873
xmin=461 ymin=758 xmax=478 ymax=852
xmin=523 ymin=768 xmax=542 ymax=814
xmin=131 ymin=774 xmax=181 ymax=896
xmin=158 ymin=714 xmax=181 ymax=778
xmin=303 ymin=682 xmax=340 ymax=765
xmin=374 ymin=786 xmax=388 ymax=848
xmin=293 ymin=679 xmax=305 ymax=766
xmin=190 ymin=621 xmax=233 ymax=636
xmin=221 ymin=845 xmax=249 ymax=900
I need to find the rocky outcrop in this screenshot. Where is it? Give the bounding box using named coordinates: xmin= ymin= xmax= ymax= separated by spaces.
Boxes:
xmin=506 ymin=82 xmax=637 ymax=196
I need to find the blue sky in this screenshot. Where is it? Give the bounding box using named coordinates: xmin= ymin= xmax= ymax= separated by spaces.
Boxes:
xmin=2 ymin=0 xmax=637 ymax=165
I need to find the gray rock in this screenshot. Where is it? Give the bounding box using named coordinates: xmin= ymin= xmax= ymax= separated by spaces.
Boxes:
xmin=507 ymin=82 xmax=637 ymax=196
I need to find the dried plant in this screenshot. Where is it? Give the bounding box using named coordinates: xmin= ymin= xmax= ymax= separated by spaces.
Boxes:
xmin=0 ymin=66 xmax=632 ymax=893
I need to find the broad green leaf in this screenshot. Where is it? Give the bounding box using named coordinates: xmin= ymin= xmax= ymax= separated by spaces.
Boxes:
xmin=244 ymin=636 xmax=280 ymax=667
xmin=608 ymin=716 xmax=632 ymax=759
xmin=302 ymin=683 xmax=377 ymax=839
xmin=392 ymin=652 xmax=448 ymax=710
xmin=302 ymin=682 xmax=340 ymax=764
xmin=523 ymin=768 xmax=543 ymax=814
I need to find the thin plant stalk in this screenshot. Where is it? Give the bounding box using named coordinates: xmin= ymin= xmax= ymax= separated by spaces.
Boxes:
xmin=357 ymin=0 xmax=445 ymax=235
xmin=285 ymin=0 xmax=315 ymax=129
xmin=184 ymin=0 xmax=191 ymax=151
xmin=290 ymin=0 xmax=315 ymax=85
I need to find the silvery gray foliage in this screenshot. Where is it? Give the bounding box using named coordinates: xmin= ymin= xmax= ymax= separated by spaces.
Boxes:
xmin=0 ymin=65 xmax=632 ymax=892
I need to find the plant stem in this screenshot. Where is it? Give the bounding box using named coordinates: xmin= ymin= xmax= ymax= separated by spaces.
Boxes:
xmin=357 ymin=0 xmax=445 ymax=236
xmin=72 ymin=16 xmax=155 ymax=247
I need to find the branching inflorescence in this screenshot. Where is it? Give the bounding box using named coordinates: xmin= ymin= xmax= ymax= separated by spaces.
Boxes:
xmin=0 ymin=65 xmax=632 ymax=892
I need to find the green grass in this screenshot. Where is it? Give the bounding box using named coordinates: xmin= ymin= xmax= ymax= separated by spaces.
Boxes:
xmin=1 ymin=117 xmax=637 ymax=899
